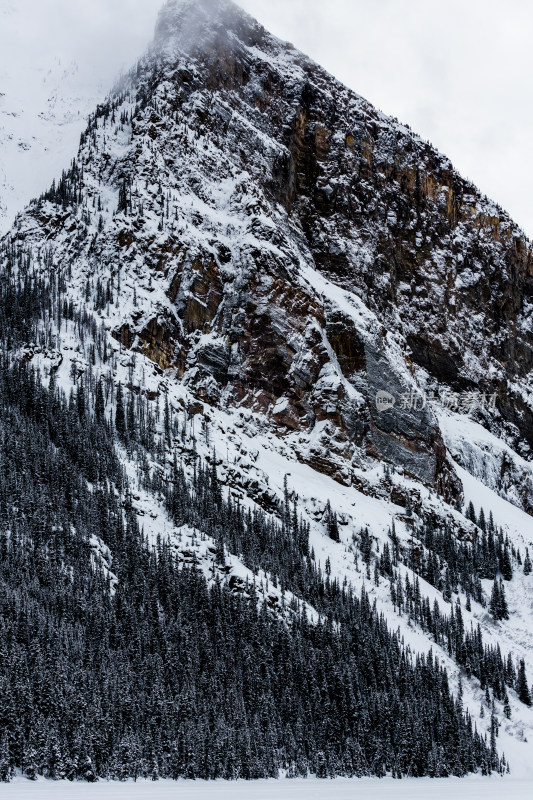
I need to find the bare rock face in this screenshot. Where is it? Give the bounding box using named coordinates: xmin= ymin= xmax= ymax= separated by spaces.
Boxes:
xmin=4 ymin=0 xmax=533 ymax=502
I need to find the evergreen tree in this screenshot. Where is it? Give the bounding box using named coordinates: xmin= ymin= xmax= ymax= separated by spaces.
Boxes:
xmin=503 ymin=693 xmax=511 ymax=720
xmin=516 ymin=660 xmax=532 ymax=706
xmin=115 ymin=383 xmax=126 ymax=438
xmin=490 ymin=578 xmax=509 ymax=621
xmin=326 ymin=501 xmax=340 ymax=542
xmin=95 ymin=378 xmax=106 ymax=424
xmin=0 ymin=733 xmax=12 ymax=783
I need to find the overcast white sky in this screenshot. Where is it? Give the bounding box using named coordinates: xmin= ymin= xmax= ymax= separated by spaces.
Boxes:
xmin=1 ymin=0 xmax=532 ymax=237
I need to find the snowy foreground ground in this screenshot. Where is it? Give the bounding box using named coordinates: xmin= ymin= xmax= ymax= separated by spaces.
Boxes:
xmin=4 ymin=777 xmax=533 ymax=800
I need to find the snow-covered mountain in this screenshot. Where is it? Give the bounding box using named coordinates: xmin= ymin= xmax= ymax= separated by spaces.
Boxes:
xmin=2 ymin=0 xmax=533 ymax=781
xmin=0 ymin=4 xmax=108 ymax=234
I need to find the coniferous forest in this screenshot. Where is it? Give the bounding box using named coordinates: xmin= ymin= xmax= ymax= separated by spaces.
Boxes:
xmin=0 ymin=240 xmax=519 ymax=782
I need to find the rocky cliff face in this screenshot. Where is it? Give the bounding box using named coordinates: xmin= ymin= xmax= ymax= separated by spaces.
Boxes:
xmin=3 ymin=0 xmax=533 ymax=506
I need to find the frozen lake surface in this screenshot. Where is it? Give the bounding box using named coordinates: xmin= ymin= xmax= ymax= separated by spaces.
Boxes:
xmin=3 ymin=776 xmax=533 ymax=799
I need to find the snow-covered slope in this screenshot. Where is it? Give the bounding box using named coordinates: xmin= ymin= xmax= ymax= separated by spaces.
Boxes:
xmin=0 ymin=55 xmax=102 ymax=234
xmin=3 ymin=0 xmax=533 ymax=779
xmin=2 ymin=775 xmax=533 ymax=798
xmin=0 ymin=4 xmax=109 ymax=234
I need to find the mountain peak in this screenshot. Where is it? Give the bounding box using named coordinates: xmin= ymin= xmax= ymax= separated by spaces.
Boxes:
xmin=160 ymin=0 xmax=236 ymax=16
xmin=154 ymin=0 xmax=266 ymax=54
xmin=7 ymin=0 xmax=533 ymax=490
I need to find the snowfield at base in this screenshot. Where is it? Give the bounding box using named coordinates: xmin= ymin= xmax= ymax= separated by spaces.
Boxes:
xmin=3 ymin=776 xmax=533 ymax=800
